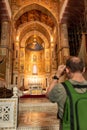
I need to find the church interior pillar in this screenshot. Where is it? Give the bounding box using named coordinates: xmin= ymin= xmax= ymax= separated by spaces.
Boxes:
xmin=60 ymin=23 xmax=70 ymax=63
xmin=1 ymin=21 xmax=11 ymax=86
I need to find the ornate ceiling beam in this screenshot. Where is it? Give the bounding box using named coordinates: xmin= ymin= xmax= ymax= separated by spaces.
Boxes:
xmin=0 ymin=0 xmax=11 ymax=22
xmin=59 ymin=0 xmax=69 ymax=22
xmin=60 ymin=0 xmax=85 ymax=25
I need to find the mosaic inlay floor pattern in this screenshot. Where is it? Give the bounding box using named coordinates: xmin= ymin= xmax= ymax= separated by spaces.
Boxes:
xmin=17 ymin=98 xmax=60 ymax=130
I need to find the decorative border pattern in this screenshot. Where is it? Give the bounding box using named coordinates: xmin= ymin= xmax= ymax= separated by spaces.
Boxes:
xmin=0 ymin=98 xmax=18 ymax=129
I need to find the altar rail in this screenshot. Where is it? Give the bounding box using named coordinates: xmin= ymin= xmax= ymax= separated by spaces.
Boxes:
xmin=0 ymin=87 xmax=18 ymax=130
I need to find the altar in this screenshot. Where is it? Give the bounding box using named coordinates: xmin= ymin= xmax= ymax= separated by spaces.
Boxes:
xmin=22 ymin=75 xmax=47 ymax=96
xmin=29 ymin=84 xmax=43 ymax=95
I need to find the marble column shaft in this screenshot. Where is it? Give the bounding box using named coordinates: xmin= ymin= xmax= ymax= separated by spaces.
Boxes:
xmin=61 ymin=23 xmax=70 ymax=63
xmin=1 ymin=21 xmax=10 ymax=55
xmin=1 ymin=21 xmax=10 ymax=86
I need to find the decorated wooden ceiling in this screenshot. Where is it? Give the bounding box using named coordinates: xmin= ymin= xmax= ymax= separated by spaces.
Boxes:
xmin=0 ymin=0 xmax=85 ymax=25
xmin=61 ymin=0 xmax=85 ymax=25
xmin=0 ymin=0 xmax=86 ymax=40
xmin=0 ymin=0 xmax=10 ymax=22
xmin=15 ymin=10 xmax=54 ymax=29
xmin=0 ymin=0 xmax=85 ymax=46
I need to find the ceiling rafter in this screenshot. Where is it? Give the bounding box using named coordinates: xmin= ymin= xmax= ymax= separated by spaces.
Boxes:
xmin=61 ymin=0 xmax=85 ymax=25
xmin=0 ymin=0 xmax=10 ymax=22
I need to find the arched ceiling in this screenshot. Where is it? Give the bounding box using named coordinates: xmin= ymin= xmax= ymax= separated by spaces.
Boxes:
xmin=14 ymin=3 xmax=58 ymax=25
xmin=20 ymin=31 xmax=49 ymax=49
xmin=18 ymin=22 xmax=51 ymax=43
xmin=14 ymin=3 xmax=58 ymax=49
xmin=15 ymin=9 xmax=54 ymax=29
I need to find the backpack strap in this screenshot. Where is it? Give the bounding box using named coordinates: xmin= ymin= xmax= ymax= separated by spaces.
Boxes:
xmin=72 ymin=84 xmax=87 ymax=88
xmin=62 ymin=80 xmax=87 ymax=93
xmin=62 ymin=80 xmax=75 ymax=130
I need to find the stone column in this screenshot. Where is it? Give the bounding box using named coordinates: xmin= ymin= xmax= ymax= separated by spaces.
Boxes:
xmin=1 ymin=21 xmax=10 ymax=86
xmin=1 ymin=21 xmax=9 ymax=52
xmin=51 ymin=43 xmax=54 ymax=70
xmin=57 ymin=22 xmax=63 ymax=65
xmin=60 ymin=23 xmax=70 ymax=63
xmin=51 ymin=44 xmax=57 ymax=70
xmin=13 ymin=40 xmax=20 ymax=88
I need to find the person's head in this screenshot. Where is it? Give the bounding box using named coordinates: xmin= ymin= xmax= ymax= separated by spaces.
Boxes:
xmin=65 ymin=56 xmax=85 ymax=78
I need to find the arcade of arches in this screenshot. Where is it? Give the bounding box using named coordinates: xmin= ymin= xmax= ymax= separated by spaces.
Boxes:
xmin=0 ymin=0 xmax=87 ymax=95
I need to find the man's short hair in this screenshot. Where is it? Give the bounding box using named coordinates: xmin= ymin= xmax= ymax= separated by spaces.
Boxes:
xmin=66 ymin=56 xmax=85 ymax=72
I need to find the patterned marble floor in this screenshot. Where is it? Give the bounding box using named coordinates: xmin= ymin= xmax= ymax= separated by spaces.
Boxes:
xmin=17 ymin=98 xmax=60 ymax=130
